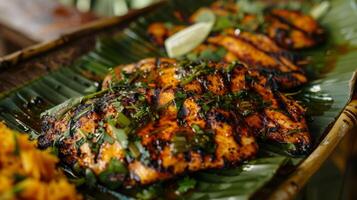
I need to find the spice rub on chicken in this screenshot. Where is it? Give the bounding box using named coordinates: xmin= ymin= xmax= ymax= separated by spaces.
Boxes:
xmin=39 ymin=58 xmax=311 ymax=188
xmin=103 ymin=58 xmax=311 ymax=152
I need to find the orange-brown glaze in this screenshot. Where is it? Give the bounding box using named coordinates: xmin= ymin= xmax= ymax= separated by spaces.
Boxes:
xmin=40 ymin=58 xmax=311 ymax=188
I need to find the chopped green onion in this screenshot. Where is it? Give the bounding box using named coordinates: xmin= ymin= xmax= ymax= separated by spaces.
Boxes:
xmin=75 ymin=138 xmax=86 ymax=149
xmin=171 ymin=134 xmax=190 ymax=154
xmin=117 ymin=113 xmax=131 ymax=127
xmin=108 ymin=120 xmax=128 ymax=148
xmin=191 ymin=124 xmax=204 ymax=134
xmin=112 ymin=100 xmax=124 ymax=112
xmin=190 ymin=124 xmax=216 ymax=154
xmin=128 ymin=142 xmax=141 ymax=158
xmin=73 ymin=105 xmax=93 ymax=121
xmin=103 ymin=132 xmax=115 ymax=144
xmin=135 ymin=141 xmax=151 ymax=165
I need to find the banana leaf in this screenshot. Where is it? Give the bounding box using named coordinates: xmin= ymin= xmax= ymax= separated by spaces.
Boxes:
xmin=0 ymin=0 xmax=356 ymax=199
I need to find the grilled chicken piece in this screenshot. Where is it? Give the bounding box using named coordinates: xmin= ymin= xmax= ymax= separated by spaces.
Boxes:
xmin=147 ymin=21 xmax=308 ymax=89
xmin=265 ymin=9 xmax=325 ymax=49
xmin=207 ymin=32 xmax=308 ymax=90
xmin=146 ymin=3 xmax=325 ymax=90
xmin=40 ymin=58 xmax=310 ymax=188
xmin=40 ymin=86 xmax=258 ymax=187
xmin=148 ymin=1 xmax=324 ymax=50
xmin=103 ymin=58 xmax=311 ymax=151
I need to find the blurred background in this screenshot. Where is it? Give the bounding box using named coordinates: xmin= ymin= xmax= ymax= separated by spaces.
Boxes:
xmin=0 ymin=0 xmax=160 ymax=55
xmin=0 ymin=0 xmax=356 ymax=199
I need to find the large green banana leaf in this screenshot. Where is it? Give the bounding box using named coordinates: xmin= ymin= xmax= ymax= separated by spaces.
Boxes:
xmin=0 ymin=0 xmax=356 ymax=199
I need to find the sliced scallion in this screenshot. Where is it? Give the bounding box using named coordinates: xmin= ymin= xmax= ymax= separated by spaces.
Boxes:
xmin=171 ymin=134 xmax=189 ymax=154
xmin=117 ymin=113 xmax=131 ymax=127
xmin=109 ymin=121 xmax=128 ymax=148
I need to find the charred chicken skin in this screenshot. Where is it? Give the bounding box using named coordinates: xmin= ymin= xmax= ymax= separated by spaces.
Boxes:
xmin=266 ymin=9 xmax=325 ymax=49
xmin=40 ymin=58 xmax=310 ymax=188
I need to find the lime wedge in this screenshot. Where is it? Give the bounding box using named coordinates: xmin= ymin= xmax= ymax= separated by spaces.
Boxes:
xmin=310 ymin=1 xmax=330 ymax=19
xmin=165 ymin=10 xmax=215 ymax=58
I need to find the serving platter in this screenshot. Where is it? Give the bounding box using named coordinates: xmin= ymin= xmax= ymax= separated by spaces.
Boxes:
xmin=0 ymin=0 xmax=356 ymax=199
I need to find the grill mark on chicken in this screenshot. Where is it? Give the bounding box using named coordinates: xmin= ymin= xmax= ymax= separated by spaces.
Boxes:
xmin=207 ymin=34 xmax=308 ymax=90
xmin=145 ymin=3 xmax=325 ymax=90
xmin=40 ymin=58 xmax=310 ymax=188
xmin=265 ymin=9 xmax=325 ymax=49
xmin=102 ymin=58 xmax=310 ymax=149
xmin=147 ymin=1 xmax=324 ymax=50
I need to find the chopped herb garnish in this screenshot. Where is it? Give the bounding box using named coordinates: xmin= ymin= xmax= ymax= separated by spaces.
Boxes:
xmin=171 ymin=133 xmax=190 ymax=154
xmin=201 ymin=104 xmax=210 ymax=112
xmin=191 ymin=124 xmax=216 ymax=154
xmin=191 ymin=124 xmax=203 ymax=133
xmin=103 ymin=132 xmax=115 ymax=144
xmin=174 ymin=91 xmax=187 ymax=110
xmin=86 ymin=133 xmax=95 ymax=140
xmin=128 ymin=142 xmax=141 ymax=158
xmin=75 ymin=138 xmax=86 ymax=149
xmin=135 ymin=141 xmax=151 ymax=165
xmin=112 ymin=100 xmax=124 ymax=112
xmin=109 ymin=121 xmax=129 ymax=148
xmin=117 ymin=112 xmax=131 ymax=127
xmin=55 ymin=130 xmax=70 ymax=145
xmin=86 ymin=121 xmax=112 ymax=154
xmin=178 ymin=61 xmax=214 ymax=86
xmin=73 ymin=105 xmax=93 ymax=121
